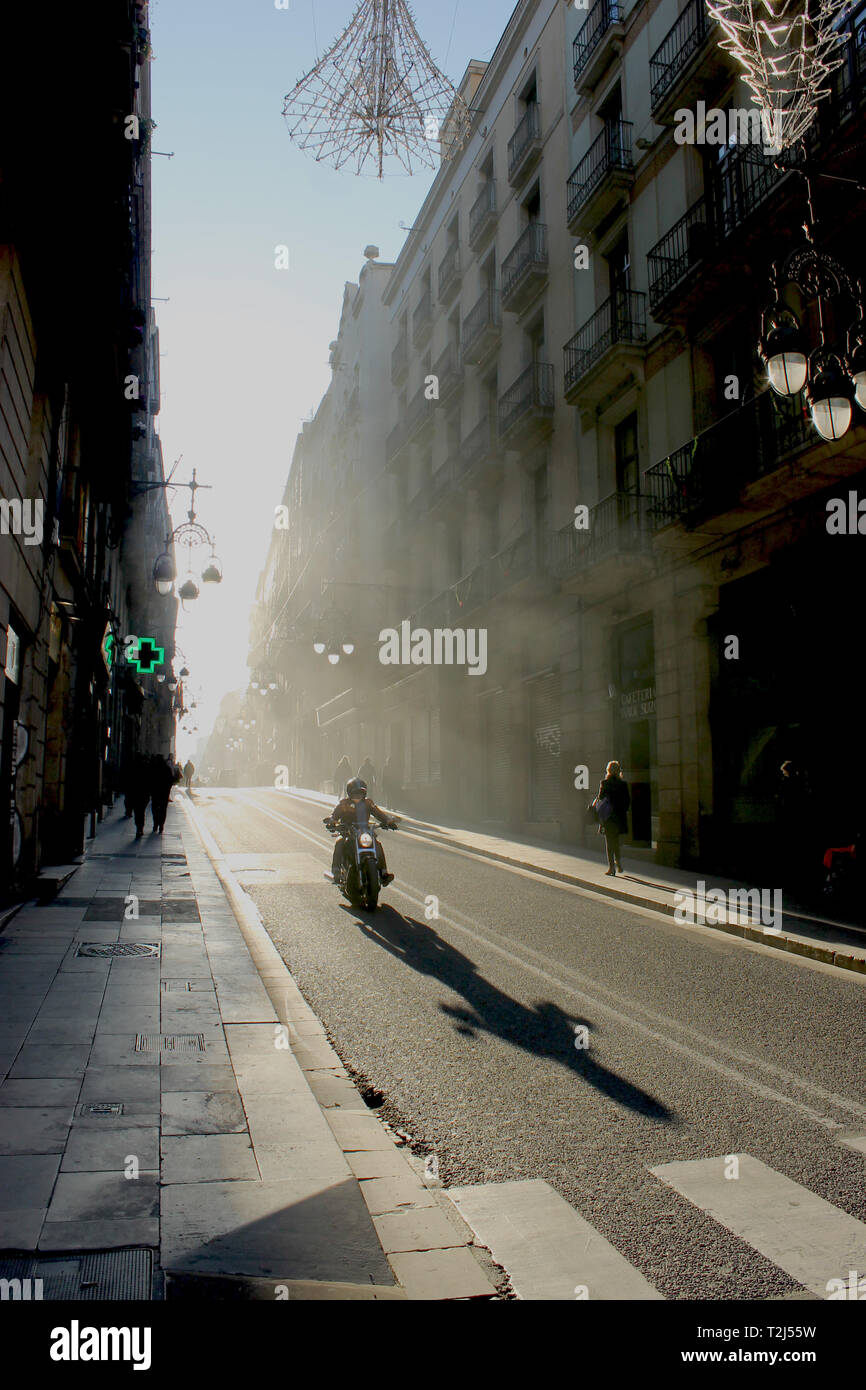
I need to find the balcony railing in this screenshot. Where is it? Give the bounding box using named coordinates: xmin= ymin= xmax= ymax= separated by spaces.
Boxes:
xmin=386 ymin=417 xmax=408 ymax=462
xmin=391 ymin=333 xmax=408 ymax=382
xmin=469 ymin=180 xmax=497 ymax=247
xmin=407 ymin=381 xmax=432 ymax=437
xmin=499 ymin=361 xmax=555 ymax=437
xmin=463 ymin=286 xmax=500 ymax=357
xmin=567 ymin=120 xmax=633 ymax=223
xmin=646 ymin=197 xmax=711 ymax=310
xmin=457 ymin=415 xmax=496 ymax=480
xmin=563 ymin=290 xmax=646 ymax=393
xmin=501 ymin=222 xmax=548 ymax=302
xmin=649 ymin=0 xmax=710 ymax=108
xmin=553 ymin=492 xmax=654 ymax=578
xmin=412 ymin=289 xmax=433 ymax=343
xmin=483 ymin=532 xmax=536 ymax=598
xmin=644 ymin=391 xmax=814 ymax=525
xmin=507 ymin=102 xmax=541 ymax=182
xmin=433 ymin=342 xmax=462 ymax=400
xmin=647 ymin=142 xmax=785 ymax=310
xmin=573 ymin=0 xmax=623 ymax=83
xmin=438 ymin=242 xmax=461 ymax=301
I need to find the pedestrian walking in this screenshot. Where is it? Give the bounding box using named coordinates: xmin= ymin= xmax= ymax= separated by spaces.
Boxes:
xmin=183 ymin=758 xmax=195 ymax=790
xmin=127 ymin=754 xmax=151 ymax=839
xmin=594 ymin=760 xmax=630 ymax=876
xmin=149 ymin=754 xmax=177 ymax=834
xmin=358 ymin=754 xmax=376 ymax=794
xmin=381 ymin=754 xmax=398 ymax=810
xmin=334 ymin=754 xmax=352 ymax=797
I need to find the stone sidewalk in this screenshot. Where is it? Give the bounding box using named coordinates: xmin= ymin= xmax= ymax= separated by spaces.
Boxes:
xmin=0 ymin=800 xmax=499 ymax=1300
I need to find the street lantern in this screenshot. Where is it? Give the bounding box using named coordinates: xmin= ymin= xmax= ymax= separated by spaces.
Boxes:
xmin=805 ymin=353 xmax=854 ymax=440
xmin=178 ymin=575 xmax=200 ymax=603
xmin=153 ymin=551 xmax=176 ymax=596
xmin=759 ymin=309 xmax=808 ymax=396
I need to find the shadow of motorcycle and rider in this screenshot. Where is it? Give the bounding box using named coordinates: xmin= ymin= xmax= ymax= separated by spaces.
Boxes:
xmin=341 ymin=900 xmax=674 ymax=1124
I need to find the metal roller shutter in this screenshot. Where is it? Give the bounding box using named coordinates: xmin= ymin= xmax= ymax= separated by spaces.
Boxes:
xmin=530 ymin=673 xmax=560 ymax=822
xmin=484 ymin=693 xmax=509 ymax=820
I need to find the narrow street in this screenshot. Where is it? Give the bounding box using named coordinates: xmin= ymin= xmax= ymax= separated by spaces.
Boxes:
xmin=194 ymin=787 xmax=866 ymax=1301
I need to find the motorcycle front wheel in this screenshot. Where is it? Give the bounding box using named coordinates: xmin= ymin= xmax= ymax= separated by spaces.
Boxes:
xmin=362 ymin=861 xmax=379 ymax=911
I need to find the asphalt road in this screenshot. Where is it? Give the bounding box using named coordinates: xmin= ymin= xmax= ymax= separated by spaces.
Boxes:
xmin=192 ymin=786 xmax=866 ymax=1300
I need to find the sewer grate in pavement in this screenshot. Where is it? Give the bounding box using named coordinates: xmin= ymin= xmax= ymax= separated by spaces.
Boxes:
xmin=161 ymin=979 xmax=192 ymax=992
xmin=0 ymin=1249 xmax=153 ymax=1300
xmin=135 ymin=1032 xmax=206 ymax=1052
xmin=76 ymin=942 xmax=161 ymax=958
xmin=79 ymin=1102 xmax=124 ymax=1116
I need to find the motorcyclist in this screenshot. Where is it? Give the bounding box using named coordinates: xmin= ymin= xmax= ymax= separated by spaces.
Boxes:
xmin=325 ymin=777 xmax=397 ymax=885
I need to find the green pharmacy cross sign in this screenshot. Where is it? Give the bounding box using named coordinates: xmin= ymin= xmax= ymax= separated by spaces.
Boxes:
xmin=124 ymin=636 xmax=165 ymax=674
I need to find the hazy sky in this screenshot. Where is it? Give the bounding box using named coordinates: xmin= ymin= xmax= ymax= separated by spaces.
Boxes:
xmin=149 ymin=0 xmax=518 ymax=759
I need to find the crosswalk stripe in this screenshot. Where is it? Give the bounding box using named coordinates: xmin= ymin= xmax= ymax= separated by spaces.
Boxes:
xmin=650 ymin=1154 xmax=866 ymax=1299
xmin=446 ymin=1179 xmax=663 ymax=1300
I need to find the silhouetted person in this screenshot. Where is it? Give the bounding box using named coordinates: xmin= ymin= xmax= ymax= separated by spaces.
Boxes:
xmin=596 ymin=760 xmax=630 ymax=876
xmin=358 ymin=755 xmax=376 ymax=793
xmin=183 ymin=759 xmax=195 ymax=790
xmin=150 ymin=755 xmax=177 ymax=834
xmin=127 ymin=755 xmax=151 ymax=838
xmin=334 ymin=755 xmax=352 ymax=797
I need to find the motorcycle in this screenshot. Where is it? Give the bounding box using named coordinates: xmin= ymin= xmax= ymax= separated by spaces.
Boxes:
xmin=323 ymin=803 xmax=398 ymax=911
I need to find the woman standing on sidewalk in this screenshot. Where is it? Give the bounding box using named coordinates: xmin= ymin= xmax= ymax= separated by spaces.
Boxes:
xmin=596 ymin=760 xmax=630 ymax=876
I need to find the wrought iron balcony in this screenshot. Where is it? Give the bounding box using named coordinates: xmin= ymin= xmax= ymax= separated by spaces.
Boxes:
xmin=563 ymin=290 xmax=646 ymax=397
xmin=498 ymin=361 xmax=555 ymax=440
xmin=386 ymin=416 xmax=409 ymax=463
xmin=643 ymin=391 xmax=814 ymax=527
xmin=462 ymin=287 xmax=501 ymax=364
xmin=433 ymin=342 xmax=463 ymax=402
xmin=566 ymin=120 xmax=634 ymax=230
xmin=501 ymin=223 xmax=548 ymax=310
xmin=407 ymin=380 xmax=433 ymax=440
xmin=507 ymin=102 xmax=542 ymax=185
xmin=412 ymin=288 xmax=433 ymax=347
xmin=646 ymin=197 xmax=711 ymax=312
xmin=649 ymin=0 xmax=713 ymax=115
xmin=573 ymin=0 xmax=624 ymax=92
xmin=647 ymin=145 xmax=786 ymax=318
xmin=553 ymin=492 xmax=654 ymax=581
xmin=457 ymin=415 xmax=496 ymax=483
xmin=391 ymin=333 xmax=408 ymax=384
xmin=438 ymin=242 xmax=461 ymax=302
xmin=482 ymin=532 xmax=536 ymax=599
xmin=469 ymin=180 xmax=497 ymax=248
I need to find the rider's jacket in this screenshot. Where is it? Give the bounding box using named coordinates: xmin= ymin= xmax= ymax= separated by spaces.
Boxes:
xmin=328 ymin=796 xmax=392 ymax=827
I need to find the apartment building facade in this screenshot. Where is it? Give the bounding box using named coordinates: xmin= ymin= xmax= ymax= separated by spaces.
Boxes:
xmin=252 ymin=0 xmax=866 ymax=877
xmin=0 ymin=1 xmax=177 ymax=895
xmin=247 ymin=254 xmax=394 ymax=791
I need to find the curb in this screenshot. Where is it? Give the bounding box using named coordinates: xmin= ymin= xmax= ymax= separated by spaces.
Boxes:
xmin=276 ymin=787 xmax=866 ymax=978
xmin=179 ymin=795 xmax=501 ymax=1300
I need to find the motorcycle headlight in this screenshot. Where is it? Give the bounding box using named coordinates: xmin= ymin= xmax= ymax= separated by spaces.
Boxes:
xmin=358 ymin=832 xmax=374 ymax=848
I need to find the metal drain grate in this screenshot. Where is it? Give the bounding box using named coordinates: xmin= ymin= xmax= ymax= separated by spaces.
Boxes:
xmin=161 ymin=979 xmax=192 ymax=992
xmin=134 ymin=1032 xmax=206 ymax=1052
xmin=0 ymin=1249 xmax=153 ymax=1300
xmin=79 ymin=1102 xmax=124 ymax=1116
xmin=76 ymin=942 xmax=161 ymax=958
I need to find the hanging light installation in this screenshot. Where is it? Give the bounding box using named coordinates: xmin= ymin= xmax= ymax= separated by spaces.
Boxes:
xmin=282 ymin=0 xmax=471 ymax=178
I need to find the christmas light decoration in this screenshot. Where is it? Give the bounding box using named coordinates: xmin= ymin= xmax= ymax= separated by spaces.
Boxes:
xmin=282 ymin=0 xmax=471 ymax=178
xmin=705 ymin=0 xmax=853 ymax=150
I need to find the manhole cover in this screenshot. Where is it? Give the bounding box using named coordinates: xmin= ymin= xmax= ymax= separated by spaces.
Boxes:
xmin=161 ymin=980 xmax=192 ymax=992
xmin=76 ymin=943 xmax=161 ymax=958
xmin=134 ymin=1033 xmax=206 ymax=1052
xmin=79 ymin=1103 xmax=124 ymax=1116
xmin=0 ymin=1249 xmax=153 ymax=1300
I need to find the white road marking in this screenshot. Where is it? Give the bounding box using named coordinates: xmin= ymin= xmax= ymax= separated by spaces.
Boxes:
xmin=650 ymin=1153 xmax=866 ymax=1299
xmin=231 ymin=794 xmax=866 ymax=1132
xmin=447 ymin=1178 xmax=663 ymax=1300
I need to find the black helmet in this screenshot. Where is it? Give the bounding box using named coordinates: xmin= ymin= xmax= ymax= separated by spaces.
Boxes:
xmin=346 ymin=778 xmax=367 ymax=799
